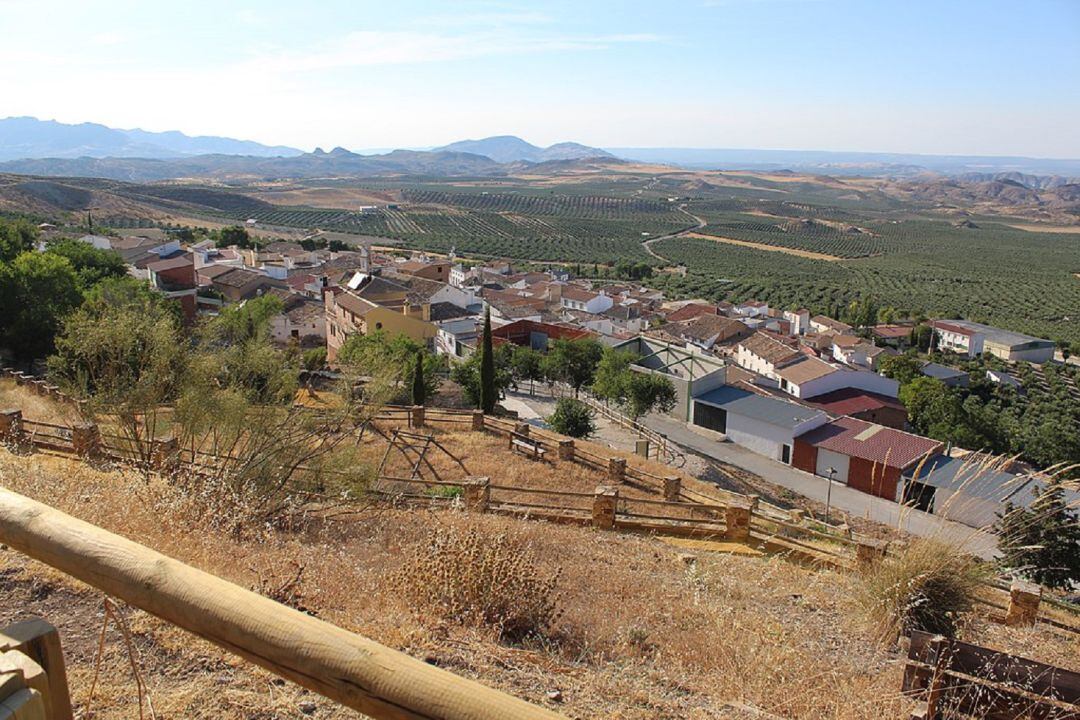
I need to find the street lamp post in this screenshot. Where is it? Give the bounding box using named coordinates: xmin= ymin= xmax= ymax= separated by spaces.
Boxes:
xmin=825 ymin=467 xmax=836 ymax=525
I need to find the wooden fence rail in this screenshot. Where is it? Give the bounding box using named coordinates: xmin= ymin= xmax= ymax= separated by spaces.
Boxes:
xmin=0 ymin=486 xmax=565 ymax=720
xmin=902 ymin=629 xmax=1080 ymax=719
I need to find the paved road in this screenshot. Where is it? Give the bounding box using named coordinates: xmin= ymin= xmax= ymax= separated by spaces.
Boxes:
xmin=642 ymin=414 xmax=999 ymax=558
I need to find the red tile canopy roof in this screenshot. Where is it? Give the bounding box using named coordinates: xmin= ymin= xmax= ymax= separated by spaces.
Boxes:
xmin=797 ymin=416 xmax=942 ymax=469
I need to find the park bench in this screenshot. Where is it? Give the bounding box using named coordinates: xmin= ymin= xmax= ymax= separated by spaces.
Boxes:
xmin=509 ymin=431 xmax=548 ymax=462
xmin=902 ymin=629 xmax=1080 ymax=719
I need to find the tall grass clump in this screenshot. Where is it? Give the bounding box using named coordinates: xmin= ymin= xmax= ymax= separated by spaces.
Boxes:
xmin=392 ymin=526 xmax=562 ymax=642
xmin=861 ymin=539 xmax=987 ymax=642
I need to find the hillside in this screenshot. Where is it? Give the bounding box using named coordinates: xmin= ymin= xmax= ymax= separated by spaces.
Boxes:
xmin=0 ymin=116 xmax=303 ymax=161
xmin=0 ymin=147 xmax=504 ymax=182
xmin=435 ymin=135 xmax=613 ymax=163
xmin=3 ymin=433 xmax=1077 ymax=718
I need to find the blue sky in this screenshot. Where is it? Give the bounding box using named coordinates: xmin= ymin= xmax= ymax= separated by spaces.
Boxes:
xmin=1 ymin=0 xmax=1078 ymax=156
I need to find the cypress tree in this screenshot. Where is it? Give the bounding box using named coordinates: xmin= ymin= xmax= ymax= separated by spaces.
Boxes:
xmin=411 ymin=348 xmax=426 ymax=406
xmin=479 ymin=308 xmax=496 ymax=413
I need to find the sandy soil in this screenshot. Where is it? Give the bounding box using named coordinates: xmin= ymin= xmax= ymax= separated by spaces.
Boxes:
xmin=1009 ymin=223 xmax=1080 ymax=234
xmin=683 ymin=232 xmax=843 ymax=261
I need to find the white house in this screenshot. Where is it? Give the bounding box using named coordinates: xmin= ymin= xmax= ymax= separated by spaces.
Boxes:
xmin=783 ymin=308 xmax=810 ymax=335
xmin=929 ymin=321 xmax=984 ymax=358
xmin=930 ymin=320 xmax=1054 ymax=364
xmin=775 ymin=357 xmax=900 ymax=400
xmin=691 ymin=385 xmax=828 ymax=464
xmin=559 ymin=287 xmax=614 ymax=314
xmin=735 ymin=332 xmax=802 ymax=379
xmin=733 ymin=300 xmax=769 ymax=318
xmin=270 ymin=296 xmax=326 ymax=346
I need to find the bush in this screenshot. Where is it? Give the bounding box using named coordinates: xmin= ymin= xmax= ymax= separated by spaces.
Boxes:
xmin=547 ymin=397 xmax=596 ymax=439
xmin=861 ymin=539 xmax=986 ymax=642
xmin=392 ymin=526 xmax=562 ymax=642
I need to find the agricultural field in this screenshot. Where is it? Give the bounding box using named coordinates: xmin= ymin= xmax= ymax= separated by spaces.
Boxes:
xmin=6 ymin=168 xmax=1078 ymax=341
xmin=209 ymin=185 xmax=697 ymax=264
xmin=653 ymin=213 xmax=1080 ymax=343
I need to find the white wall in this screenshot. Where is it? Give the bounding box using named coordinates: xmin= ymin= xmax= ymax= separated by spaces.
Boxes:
xmin=725 ymin=411 xmax=827 ymax=462
xmin=815 ymin=448 xmax=850 ymax=484
xmin=794 ymin=368 xmax=899 ymax=399
xmin=736 ymin=345 xmax=777 ymax=379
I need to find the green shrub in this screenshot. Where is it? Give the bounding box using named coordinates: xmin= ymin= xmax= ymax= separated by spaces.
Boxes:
xmin=547 ymin=397 xmax=596 ymax=439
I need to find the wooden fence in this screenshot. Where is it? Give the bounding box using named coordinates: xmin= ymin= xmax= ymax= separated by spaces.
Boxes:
xmin=902 ymin=629 xmax=1080 ymax=719
xmin=0 ymin=486 xmax=565 ymax=720
xmin=5 ymin=403 xmax=1076 ymax=633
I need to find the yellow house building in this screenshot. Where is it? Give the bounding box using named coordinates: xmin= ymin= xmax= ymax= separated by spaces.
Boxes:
xmin=325 ymin=288 xmax=437 ymax=363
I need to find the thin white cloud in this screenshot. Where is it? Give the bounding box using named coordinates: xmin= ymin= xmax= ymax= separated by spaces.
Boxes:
xmin=238 ymin=29 xmax=662 ymax=74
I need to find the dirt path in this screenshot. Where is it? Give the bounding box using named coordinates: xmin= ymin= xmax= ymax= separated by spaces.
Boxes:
xmin=641 ymin=204 xmax=706 ymax=263
xmin=682 ymin=232 xmax=843 ymax=261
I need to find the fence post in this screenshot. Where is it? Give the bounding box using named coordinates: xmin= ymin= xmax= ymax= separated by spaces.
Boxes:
xmin=607 ymin=457 xmax=626 ymax=484
xmin=635 ymin=439 xmax=650 ymax=458
xmin=410 ymin=405 xmax=425 ymax=429
xmin=70 ymin=422 xmax=101 ymax=459
xmin=1004 ymin=579 xmax=1042 ymax=626
xmin=471 ymin=409 xmax=485 ymax=431
xmin=0 ymin=619 xmax=74 ymax=720
xmin=789 ymin=509 xmax=805 ymax=525
xmin=0 ymin=409 xmax=23 ymax=444
xmin=461 ymin=477 xmax=490 ymax=512
xmin=724 ymin=499 xmax=752 ymax=542
xmin=152 ymin=436 xmax=180 ymax=473
xmin=855 ymin=538 xmax=888 ymax=568
xmin=662 ymin=476 xmax=681 ymax=502
xmin=592 ymin=486 xmax=618 ymax=530
xmin=31 ymin=380 xmax=47 ymax=396
xmin=557 ymin=439 xmax=575 ymax=461
xmin=513 ymin=422 xmax=530 ymax=437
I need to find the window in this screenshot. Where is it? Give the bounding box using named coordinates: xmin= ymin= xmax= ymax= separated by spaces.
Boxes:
xmin=375 ymin=322 xmax=383 ymax=330
xmin=291 ymin=329 xmax=299 ymax=338
xmin=781 ymin=444 xmax=791 ymax=464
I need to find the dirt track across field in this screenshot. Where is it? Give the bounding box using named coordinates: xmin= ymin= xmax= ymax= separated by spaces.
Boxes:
xmin=683 ymin=232 xmax=843 ymax=261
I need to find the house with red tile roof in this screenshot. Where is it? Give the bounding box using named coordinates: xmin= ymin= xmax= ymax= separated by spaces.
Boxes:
xmin=793 ymin=417 xmax=943 ymax=500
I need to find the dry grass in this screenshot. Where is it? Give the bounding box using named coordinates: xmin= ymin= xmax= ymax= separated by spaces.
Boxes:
xmin=860 ymin=539 xmax=989 ymax=642
xmin=0 ymin=379 xmax=80 ymax=425
xmin=2 ymin=450 xmax=1077 ymax=719
xmin=391 ymin=526 xmax=563 ymax=642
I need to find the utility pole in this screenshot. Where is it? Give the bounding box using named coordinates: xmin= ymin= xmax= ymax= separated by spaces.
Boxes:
xmin=825 ymin=467 xmax=836 ymax=525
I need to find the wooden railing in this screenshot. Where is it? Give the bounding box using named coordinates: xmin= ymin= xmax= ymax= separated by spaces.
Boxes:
xmin=578 ymin=393 xmax=681 ymax=465
xmin=0 ymin=486 xmax=565 ymax=720
xmin=902 ymin=629 xmax=1080 ymax=719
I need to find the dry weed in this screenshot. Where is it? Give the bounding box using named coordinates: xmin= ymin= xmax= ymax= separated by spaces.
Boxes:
xmin=861 ymin=539 xmax=988 ymax=643
xmin=391 ymin=525 xmax=563 ymax=642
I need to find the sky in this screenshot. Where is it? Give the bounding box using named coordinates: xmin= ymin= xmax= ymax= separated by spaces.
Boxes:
xmin=1 ymin=0 xmax=1078 ymax=157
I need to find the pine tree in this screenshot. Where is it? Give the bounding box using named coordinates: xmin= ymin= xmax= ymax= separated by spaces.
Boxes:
xmin=410 ymin=348 xmax=426 ymax=406
xmin=479 ymin=308 xmax=496 ymax=414
xmin=996 ymin=479 xmax=1080 ymax=589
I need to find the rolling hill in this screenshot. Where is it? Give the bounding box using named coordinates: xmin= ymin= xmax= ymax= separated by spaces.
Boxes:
xmin=435 ymin=135 xmax=612 ymax=163
xmin=0 ymin=116 xmax=303 ymax=161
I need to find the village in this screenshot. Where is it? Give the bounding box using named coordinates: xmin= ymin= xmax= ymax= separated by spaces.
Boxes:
xmin=50 ymin=222 xmax=1075 ymax=538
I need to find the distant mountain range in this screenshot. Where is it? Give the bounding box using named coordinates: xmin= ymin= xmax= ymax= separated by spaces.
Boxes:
xmin=0 ymin=117 xmax=303 ymax=161
xmin=2 ymin=117 xmax=1078 ymax=180
xmin=603 ymin=147 xmax=1080 ymax=177
xmin=434 ymin=136 xmax=612 ymax=163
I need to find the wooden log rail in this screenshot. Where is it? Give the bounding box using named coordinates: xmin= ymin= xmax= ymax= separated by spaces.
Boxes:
xmin=0 ymin=486 xmax=565 ymax=720
xmin=902 ymin=629 xmax=1080 ymax=719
